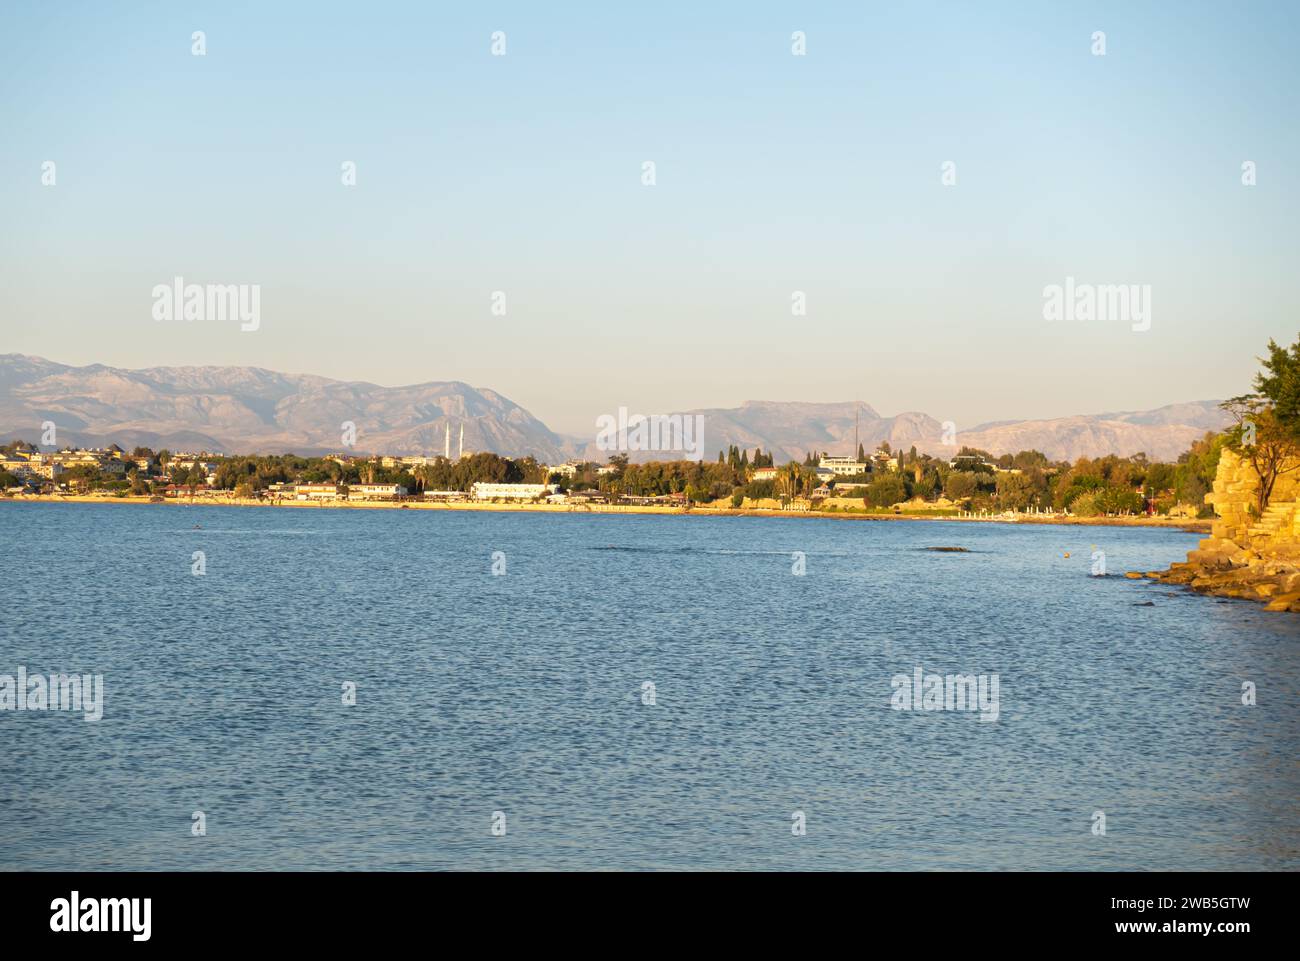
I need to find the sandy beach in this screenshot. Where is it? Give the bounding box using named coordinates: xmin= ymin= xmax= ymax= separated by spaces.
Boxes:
xmin=1 ymin=492 xmax=1213 ymax=532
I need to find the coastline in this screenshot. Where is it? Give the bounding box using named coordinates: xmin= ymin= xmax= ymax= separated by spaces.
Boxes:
xmin=0 ymin=493 xmax=1213 ymax=533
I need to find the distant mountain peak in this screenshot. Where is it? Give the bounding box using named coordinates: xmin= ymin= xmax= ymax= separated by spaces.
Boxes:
xmin=0 ymin=354 xmax=1230 ymax=462
xmin=0 ymin=354 xmax=566 ymax=459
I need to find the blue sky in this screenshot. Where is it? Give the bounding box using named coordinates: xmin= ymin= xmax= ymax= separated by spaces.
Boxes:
xmin=1 ymin=0 xmax=1296 ymax=434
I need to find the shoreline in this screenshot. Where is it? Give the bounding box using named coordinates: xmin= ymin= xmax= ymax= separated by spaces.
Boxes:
xmin=1 ymin=494 xmax=1213 ymax=533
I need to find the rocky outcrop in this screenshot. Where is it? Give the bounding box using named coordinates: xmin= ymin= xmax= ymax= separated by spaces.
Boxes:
xmin=1153 ymin=449 xmax=1300 ymax=610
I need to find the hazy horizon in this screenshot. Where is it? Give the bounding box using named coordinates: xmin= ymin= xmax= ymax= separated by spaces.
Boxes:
xmin=1 ymin=349 xmax=1227 ymax=436
xmin=3 ymin=1 xmax=1297 ymax=435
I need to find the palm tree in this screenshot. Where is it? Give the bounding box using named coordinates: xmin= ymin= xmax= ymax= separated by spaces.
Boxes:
xmin=776 ymin=463 xmax=805 ymax=503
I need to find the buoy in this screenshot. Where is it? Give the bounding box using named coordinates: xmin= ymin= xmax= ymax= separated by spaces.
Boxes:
xmin=1063 ymin=552 xmax=1070 ymax=558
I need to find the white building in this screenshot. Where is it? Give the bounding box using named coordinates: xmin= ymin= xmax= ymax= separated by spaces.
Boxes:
xmin=295 ymin=483 xmax=343 ymax=500
xmin=471 ymin=482 xmax=556 ymax=501
xmin=422 ymin=489 xmax=467 ymax=502
xmin=350 ymin=484 xmax=408 ymax=500
xmin=819 ymin=456 xmax=868 ymax=476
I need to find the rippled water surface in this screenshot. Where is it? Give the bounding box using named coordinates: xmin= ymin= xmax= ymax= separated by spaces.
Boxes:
xmin=2 ymin=502 xmax=1297 ymax=870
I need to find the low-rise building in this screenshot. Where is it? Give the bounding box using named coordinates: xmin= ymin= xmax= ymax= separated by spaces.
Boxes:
xmin=163 ymin=484 xmax=217 ymax=498
xmin=0 ymin=453 xmax=33 ymax=474
xmin=381 ymin=455 xmax=435 ymax=469
xmin=168 ymin=456 xmax=219 ymax=474
xmin=871 ymin=451 xmax=901 ymax=472
xmin=295 ymin=483 xmax=344 ymax=501
xmin=350 ymin=484 xmax=408 ymax=500
xmin=30 ymin=461 xmax=64 ymax=480
xmin=565 ymin=490 xmax=610 ymax=504
xmin=471 ymin=482 xmax=556 ymax=501
xmin=819 ymin=456 xmax=868 ymax=476
xmin=422 ymin=489 xmax=468 ymax=502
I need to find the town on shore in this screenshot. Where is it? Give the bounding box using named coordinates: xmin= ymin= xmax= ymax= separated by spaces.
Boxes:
xmin=0 ymin=432 xmax=1222 ymax=527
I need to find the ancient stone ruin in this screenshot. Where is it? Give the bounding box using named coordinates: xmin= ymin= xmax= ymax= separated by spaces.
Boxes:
xmin=1158 ymin=448 xmax=1300 ymax=610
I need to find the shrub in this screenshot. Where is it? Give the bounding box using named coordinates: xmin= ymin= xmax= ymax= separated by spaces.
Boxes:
xmin=1069 ymin=492 xmax=1100 ymax=517
xmin=864 ymin=475 xmax=908 ymax=508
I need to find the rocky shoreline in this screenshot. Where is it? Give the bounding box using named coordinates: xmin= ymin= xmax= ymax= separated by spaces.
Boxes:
xmin=1137 ymin=448 xmax=1300 ymax=612
xmin=1139 ymin=560 xmax=1300 ymax=611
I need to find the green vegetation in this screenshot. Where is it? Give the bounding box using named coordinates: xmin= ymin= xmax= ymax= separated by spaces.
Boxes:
xmin=1220 ymin=335 xmax=1300 ymax=511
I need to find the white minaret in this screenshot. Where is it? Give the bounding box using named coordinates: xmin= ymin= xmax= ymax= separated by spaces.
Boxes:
xmin=444 ymin=423 xmax=450 ymax=459
xmin=458 ymin=424 xmax=464 ymax=460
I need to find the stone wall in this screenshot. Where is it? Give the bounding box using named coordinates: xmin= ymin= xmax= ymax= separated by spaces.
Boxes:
xmin=1164 ymin=447 xmax=1300 ymax=609
xmin=1194 ymin=448 xmax=1300 ymax=560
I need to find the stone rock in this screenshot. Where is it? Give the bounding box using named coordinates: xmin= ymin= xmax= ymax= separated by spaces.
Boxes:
xmin=1147 ymin=448 xmax=1300 ymax=613
xmin=1265 ymin=591 xmax=1300 ymax=611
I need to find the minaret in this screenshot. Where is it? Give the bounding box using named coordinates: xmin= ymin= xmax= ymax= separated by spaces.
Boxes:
xmin=444 ymin=423 xmax=450 ymax=459
xmin=458 ymin=424 xmax=464 ymax=460
xmin=854 ymin=402 xmax=860 ymax=460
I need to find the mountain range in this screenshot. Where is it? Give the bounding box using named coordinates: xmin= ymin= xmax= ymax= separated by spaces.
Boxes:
xmin=0 ymin=354 xmax=1230 ymax=463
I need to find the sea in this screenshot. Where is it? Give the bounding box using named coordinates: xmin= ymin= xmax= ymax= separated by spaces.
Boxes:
xmin=2 ymin=501 xmax=1297 ymax=870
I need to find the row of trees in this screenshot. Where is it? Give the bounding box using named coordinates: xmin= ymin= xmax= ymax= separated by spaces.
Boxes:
xmin=0 ymin=439 xmax=1226 ymax=515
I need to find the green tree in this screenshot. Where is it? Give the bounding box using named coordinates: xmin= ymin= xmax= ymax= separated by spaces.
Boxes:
xmin=1253 ymin=337 xmax=1300 ymax=429
xmin=944 ymin=471 xmax=979 ymax=502
xmin=994 ymin=473 xmax=1033 ymax=510
xmin=864 ymin=474 xmax=907 ymax=508
xmin=1094 ymin=486 xmax=1144 ymax=514
xmin=1222 ymin=397 xmax=1300 ymax=513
